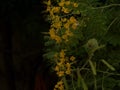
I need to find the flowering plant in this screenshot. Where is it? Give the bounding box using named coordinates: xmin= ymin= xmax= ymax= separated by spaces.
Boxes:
xmin=43 ymin=0 xmax=118 ymax=90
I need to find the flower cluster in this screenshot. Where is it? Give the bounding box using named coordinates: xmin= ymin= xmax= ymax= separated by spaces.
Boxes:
xmin=54 ymin=80 xmax=64 ymax=90
xmin=54 ymin=49 xmax=76 ymax=77
xmin=44 ymin=0 xmax=79 ymax=90
xmin=45 ymin=0 xmax=79 ymax=43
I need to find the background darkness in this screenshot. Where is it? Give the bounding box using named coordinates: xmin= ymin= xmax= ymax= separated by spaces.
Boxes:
xmin=0 ymin=0 xmax=51 ymax=90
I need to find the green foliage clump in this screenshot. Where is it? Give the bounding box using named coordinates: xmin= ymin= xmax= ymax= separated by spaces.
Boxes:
xmin=43 ymin=0 xmax=120 ymax=90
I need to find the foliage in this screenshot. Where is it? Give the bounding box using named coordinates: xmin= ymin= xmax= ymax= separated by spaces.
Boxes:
xmin=43 ymin=0 xmax=120 ymax=90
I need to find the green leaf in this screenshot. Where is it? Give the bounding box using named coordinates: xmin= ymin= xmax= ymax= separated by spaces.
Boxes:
xmin=101 ymin=59 xmax=115 ymax=71
xmin=77 ymin=68 xmax=88 ymax=90
xmin=89 ymin=60 xmax=97 ymax=75
xmin=43 ymin=51 xmax=56 ymax=59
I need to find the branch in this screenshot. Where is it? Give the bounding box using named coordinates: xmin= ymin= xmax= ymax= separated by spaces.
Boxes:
xmin=92 ymin=4 xmax=120 ymax=9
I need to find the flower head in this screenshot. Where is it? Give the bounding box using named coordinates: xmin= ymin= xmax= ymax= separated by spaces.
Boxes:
xmin=73 ymin=3 xmax=78 ymax=7
xmin=70 ymin=56 xmax=76 ymax=61
xmin=57 ymin=71 xmax=65 ymax=77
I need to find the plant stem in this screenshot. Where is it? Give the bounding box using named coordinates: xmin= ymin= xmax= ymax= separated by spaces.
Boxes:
xmin=94 ymin=75 xmax=97 ymax=90
xmin=71 ymin=74 xmax=76 ymax=90
xmin=92 ymin=4 xmax=120 ymax=9
xmin=63 ymin=76 xmax=69 ymax=90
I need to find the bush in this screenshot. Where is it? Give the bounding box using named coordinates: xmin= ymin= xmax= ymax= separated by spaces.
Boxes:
xmin=43 ymin=0 xmax=120 ymax=90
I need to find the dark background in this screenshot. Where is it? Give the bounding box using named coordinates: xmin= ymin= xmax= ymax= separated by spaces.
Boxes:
xmin=0 ymin=0 xmax=51 ymax=90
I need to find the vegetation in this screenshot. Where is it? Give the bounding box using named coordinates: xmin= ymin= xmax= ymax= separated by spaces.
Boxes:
xmin=43 ymin=0 xmax=120 ymax=90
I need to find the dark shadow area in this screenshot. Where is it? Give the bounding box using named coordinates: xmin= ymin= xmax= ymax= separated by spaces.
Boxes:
xmin=0 ymin=0 xmax=55 ymax=90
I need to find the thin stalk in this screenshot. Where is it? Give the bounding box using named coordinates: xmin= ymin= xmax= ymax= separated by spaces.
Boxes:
xmin=102 ymin=73 xmax=105 ymax=90
xmin=92 ymin=4 xmax=120 ymax=9
xmin=94 ymin=75 xmax=97 ymax=90
xmin=71 ymin=74 xmax=76 ymax=90
xmin=63 ymin=76 xmax=69 ymax=90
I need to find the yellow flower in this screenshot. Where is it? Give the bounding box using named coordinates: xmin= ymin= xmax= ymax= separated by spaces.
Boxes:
xmin=49 ymin=28 xmax=56 ymax=39
xmin=65 ymin=68 xmax=71 ymax=74
xmin=49 ymin=10 xmax=54 ymax=17
xmin=57 ymin=80 xmax=63 ymax=85
xmin=69 ymin=16 xmax=77 ymax=24
xmin=55 ymin=84 xmax=59 ymax=88
xmin=46 ymin=6 xmax=51 ymax=12
xmin=72 ymin=23 xmax=77 ymax=30
xmin=70 ymin=56 xmax=76 ymax=61
xmin=54 ymin=80 xmax=64 ymax=90
xmin=62 ymin=7 xmax=70 ymax=13
xmin=55 ymin=65 xmax=59 ymax=71
xmin=44 ymin=0 xmax=51 ymax=6
xmin=52 ymin=6 xmax=60 ymax=13
xmin=73 ymin=3 xmax=78 ymax=7
xmin=52 ymin=21 xmax=61 ymax=29
xmin=60 ymin=58 xmax=65 ymax=63
xmin=49 ymin=28 xmax=61 ymax=43
xmin=53 ymin=15 xmax=60 ymax=22
xmin=60 ymin=49 xmax=66 ymax=58
xmin=57 ymin=62 xmax=63 ymax=66
xmin=61 ymin=18 xmax=67 ymax=22
xmin=55 ymin=35 xmax=62 ymax=43
xmin=64 ymin=22 xmax=70 ymax=29
xmin=65 ymin=30 xmax=73 ymax=36
xmin=54 ymin=88 xmax=57 ymax=90
xmin=66 ymin=63 xmax=71 ymax=68
xmin=59 ymin=84 xmax=64 ymax=90
xmin=57 ymin=71 xmax=64 ymax=77
xmin=65 ymin=1 xmax=71 ymax=6
xmin=58 ymin=1 xmax=64 ymax=7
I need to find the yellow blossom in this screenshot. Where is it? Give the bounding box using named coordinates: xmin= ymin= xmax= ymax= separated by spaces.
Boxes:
xmin=53 ymin=15 xmax=60 ymax=22
xmin=65 ymin=63 xmax=71 ymax=74
xmin=60 ymin=58 xmax=65 ymax=63
xmin=57 ymin=71 xmax=64 ymax=77
xmin=72 ymin=23 xmax=78 ymax=30
xmin=73 ymin=3 xmax=78 ymax=7
xmin=55 ymin=65 xmax=59 ymax=71
xmin=55 ymin=84 xmax=59 ymax=88
xmin=69 ymin=16 xmax=77 ymax=24
xmin=65 ymin=68 xmax=71 ymax=74
xmin=59 ymin=84 xmax=64 ymax=90
xmin=54 ymin=80 xmax=64 ymax=90
xmin=60 ymin=49 xmax=66 ymax=58
xmin=70 ymin=56 xmax=76 ymax=61
xmin=46 ymin=6 xmax=51 ymax=12
xmin=49 ymin=28 xmax=56 ymax=39
xmin=65 ymin=30 xmax=73 ymax=36
xmin=52 ymin=6 xmax=60 ymax=13
xmin=44 ymin=0 xmax=51 ymax=6
xmin=57 ymin=80 xmax=63 ymax=85
xmin=58 ymin=1 xmax=64 ymax=7
xmin=52 ymin=21 xmax=61 ymax=29
xmin=65 ymin=1 xmax=71 ymax=5
xmin=66 ymin=63 xmax=71 ymax=68
xmin=54 ymin=88 xmax=57 ymax=90
xmin=62 ymin=7 xmax=70 ymax=13
xmin=49 ymin=10 xmax=54 ymax=17
xmin=61 ymin=18 xmax=67 ymax=22
xmin=55 ymin=35 xmax=62 ymax=43
xmin=57 ymin=62 xmax=63 ymax=66
xmin=49 ymin=28 xmax=61 ymax=43
xmin=64 ymin=22 xmax=70 ymax=29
